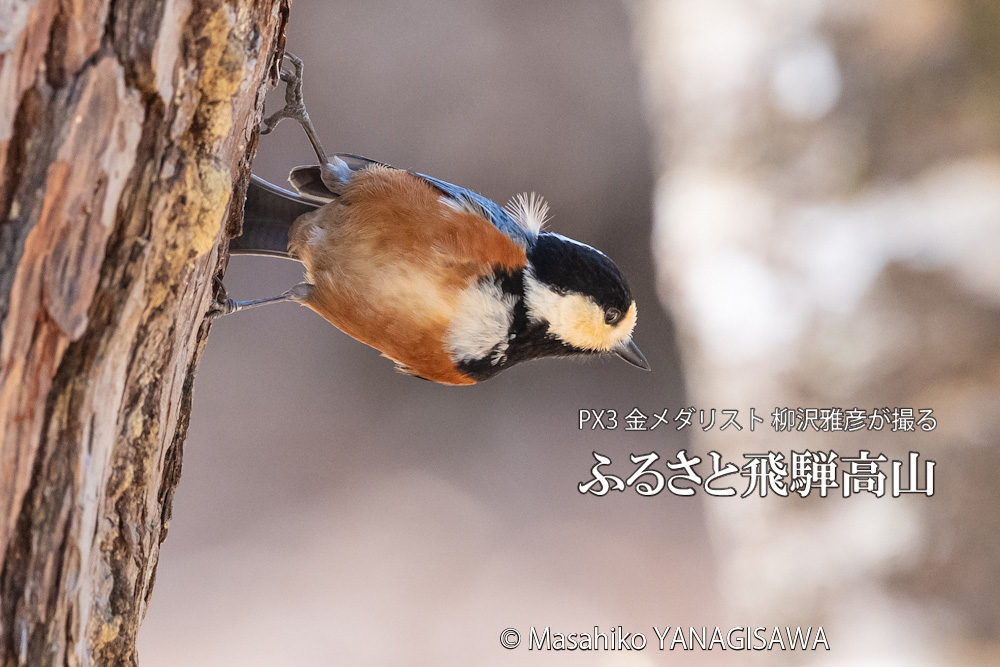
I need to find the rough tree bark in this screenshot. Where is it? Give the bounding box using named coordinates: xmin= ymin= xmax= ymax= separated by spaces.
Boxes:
xmin=0 ymin=0 xmax=289 ymax=664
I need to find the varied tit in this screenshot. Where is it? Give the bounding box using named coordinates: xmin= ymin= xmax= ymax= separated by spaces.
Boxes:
xmin=214 ymin=54 xmax=649 ymax=386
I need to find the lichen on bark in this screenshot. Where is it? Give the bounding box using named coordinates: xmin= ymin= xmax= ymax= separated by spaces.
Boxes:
xmin=0 ymin=1 xmax=289 ymax=664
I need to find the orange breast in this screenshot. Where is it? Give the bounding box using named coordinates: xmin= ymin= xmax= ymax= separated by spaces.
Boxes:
xmin=288 ymin=166 xmax=527 ymax=385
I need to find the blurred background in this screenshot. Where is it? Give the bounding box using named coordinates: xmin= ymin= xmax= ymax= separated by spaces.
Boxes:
xmin=139 ymin=0 xmax=1000 ymax=665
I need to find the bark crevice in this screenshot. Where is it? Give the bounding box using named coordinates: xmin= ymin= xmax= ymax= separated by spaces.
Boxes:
xmin=0 ymin=1 xmax=289 ymax=664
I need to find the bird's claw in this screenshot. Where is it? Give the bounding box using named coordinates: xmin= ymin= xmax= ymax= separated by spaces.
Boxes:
xmin=207 ymin=277 xmax=237 ymax=319
xmin=261 ymin=52 xmax=308 ymax=135
xmin=258 ymin=52 xmax=331 ymax=169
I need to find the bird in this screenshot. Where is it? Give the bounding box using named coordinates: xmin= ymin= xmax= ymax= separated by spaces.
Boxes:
xmin=214 ymin=54 xmax=649 ymax=386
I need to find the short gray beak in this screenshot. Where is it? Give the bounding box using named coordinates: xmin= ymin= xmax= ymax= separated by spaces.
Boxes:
xmin=615 ymin=339 xmax=650 ymax=371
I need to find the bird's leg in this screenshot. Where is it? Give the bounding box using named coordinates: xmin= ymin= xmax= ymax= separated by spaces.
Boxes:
xmin=260 ymin=53 xmax=347 ymax=191
xmin=261 ymin=53 xmax=327 ymax=161
xmin=208 ymin=278 xmax=313 ymax=319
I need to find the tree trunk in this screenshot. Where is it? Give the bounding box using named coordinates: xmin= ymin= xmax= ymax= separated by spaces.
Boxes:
xmin=0 ymin=0 xmax=289 ymax=664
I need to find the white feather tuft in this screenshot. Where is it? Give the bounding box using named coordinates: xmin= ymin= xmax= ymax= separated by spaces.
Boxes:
xmin=504 ymin=192 xmax=550 ymax=235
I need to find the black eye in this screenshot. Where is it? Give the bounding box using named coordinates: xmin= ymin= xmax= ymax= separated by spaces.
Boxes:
xmin=605 ymin=308 xmax=622 ymax=325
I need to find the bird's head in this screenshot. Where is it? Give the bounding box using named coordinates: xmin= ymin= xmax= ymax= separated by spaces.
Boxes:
xmin=523 ymin=232 xmax=648 ymax=370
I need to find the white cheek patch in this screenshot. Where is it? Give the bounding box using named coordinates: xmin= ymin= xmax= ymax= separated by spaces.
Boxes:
xmin=523 ymin=270 xmax=636 ymax=351
xmin=446 ymin=278 xmax=517 ymax=364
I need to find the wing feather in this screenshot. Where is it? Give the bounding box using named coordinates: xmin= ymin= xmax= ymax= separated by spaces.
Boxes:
xmin=286 ymin=153 xmax=537 ymax=248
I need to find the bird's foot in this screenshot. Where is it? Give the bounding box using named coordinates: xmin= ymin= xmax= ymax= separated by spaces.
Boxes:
xmin=206 ymin=278 xmax=314 ymax=320
xmin=260 ymin=52 xmax=346 ymax=191
xmin=261 ymin=53 xmax=310 ymax=135
xmin=207 ymin=277 xmax=238 ymax=319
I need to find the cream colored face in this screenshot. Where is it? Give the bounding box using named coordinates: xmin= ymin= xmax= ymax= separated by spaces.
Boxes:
xmin=523 ymin=272 xmax=637 ymax=352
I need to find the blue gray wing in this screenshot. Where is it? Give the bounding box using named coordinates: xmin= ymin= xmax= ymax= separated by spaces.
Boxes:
xmin=287 ymin=154 xmax=533 ymax=247
xmin=416 ymin=173 xmax=533 ymax=247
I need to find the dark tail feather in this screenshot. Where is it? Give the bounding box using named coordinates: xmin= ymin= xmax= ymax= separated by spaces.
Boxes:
xmin=231 ymin=175 xmax=324 ymax=257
